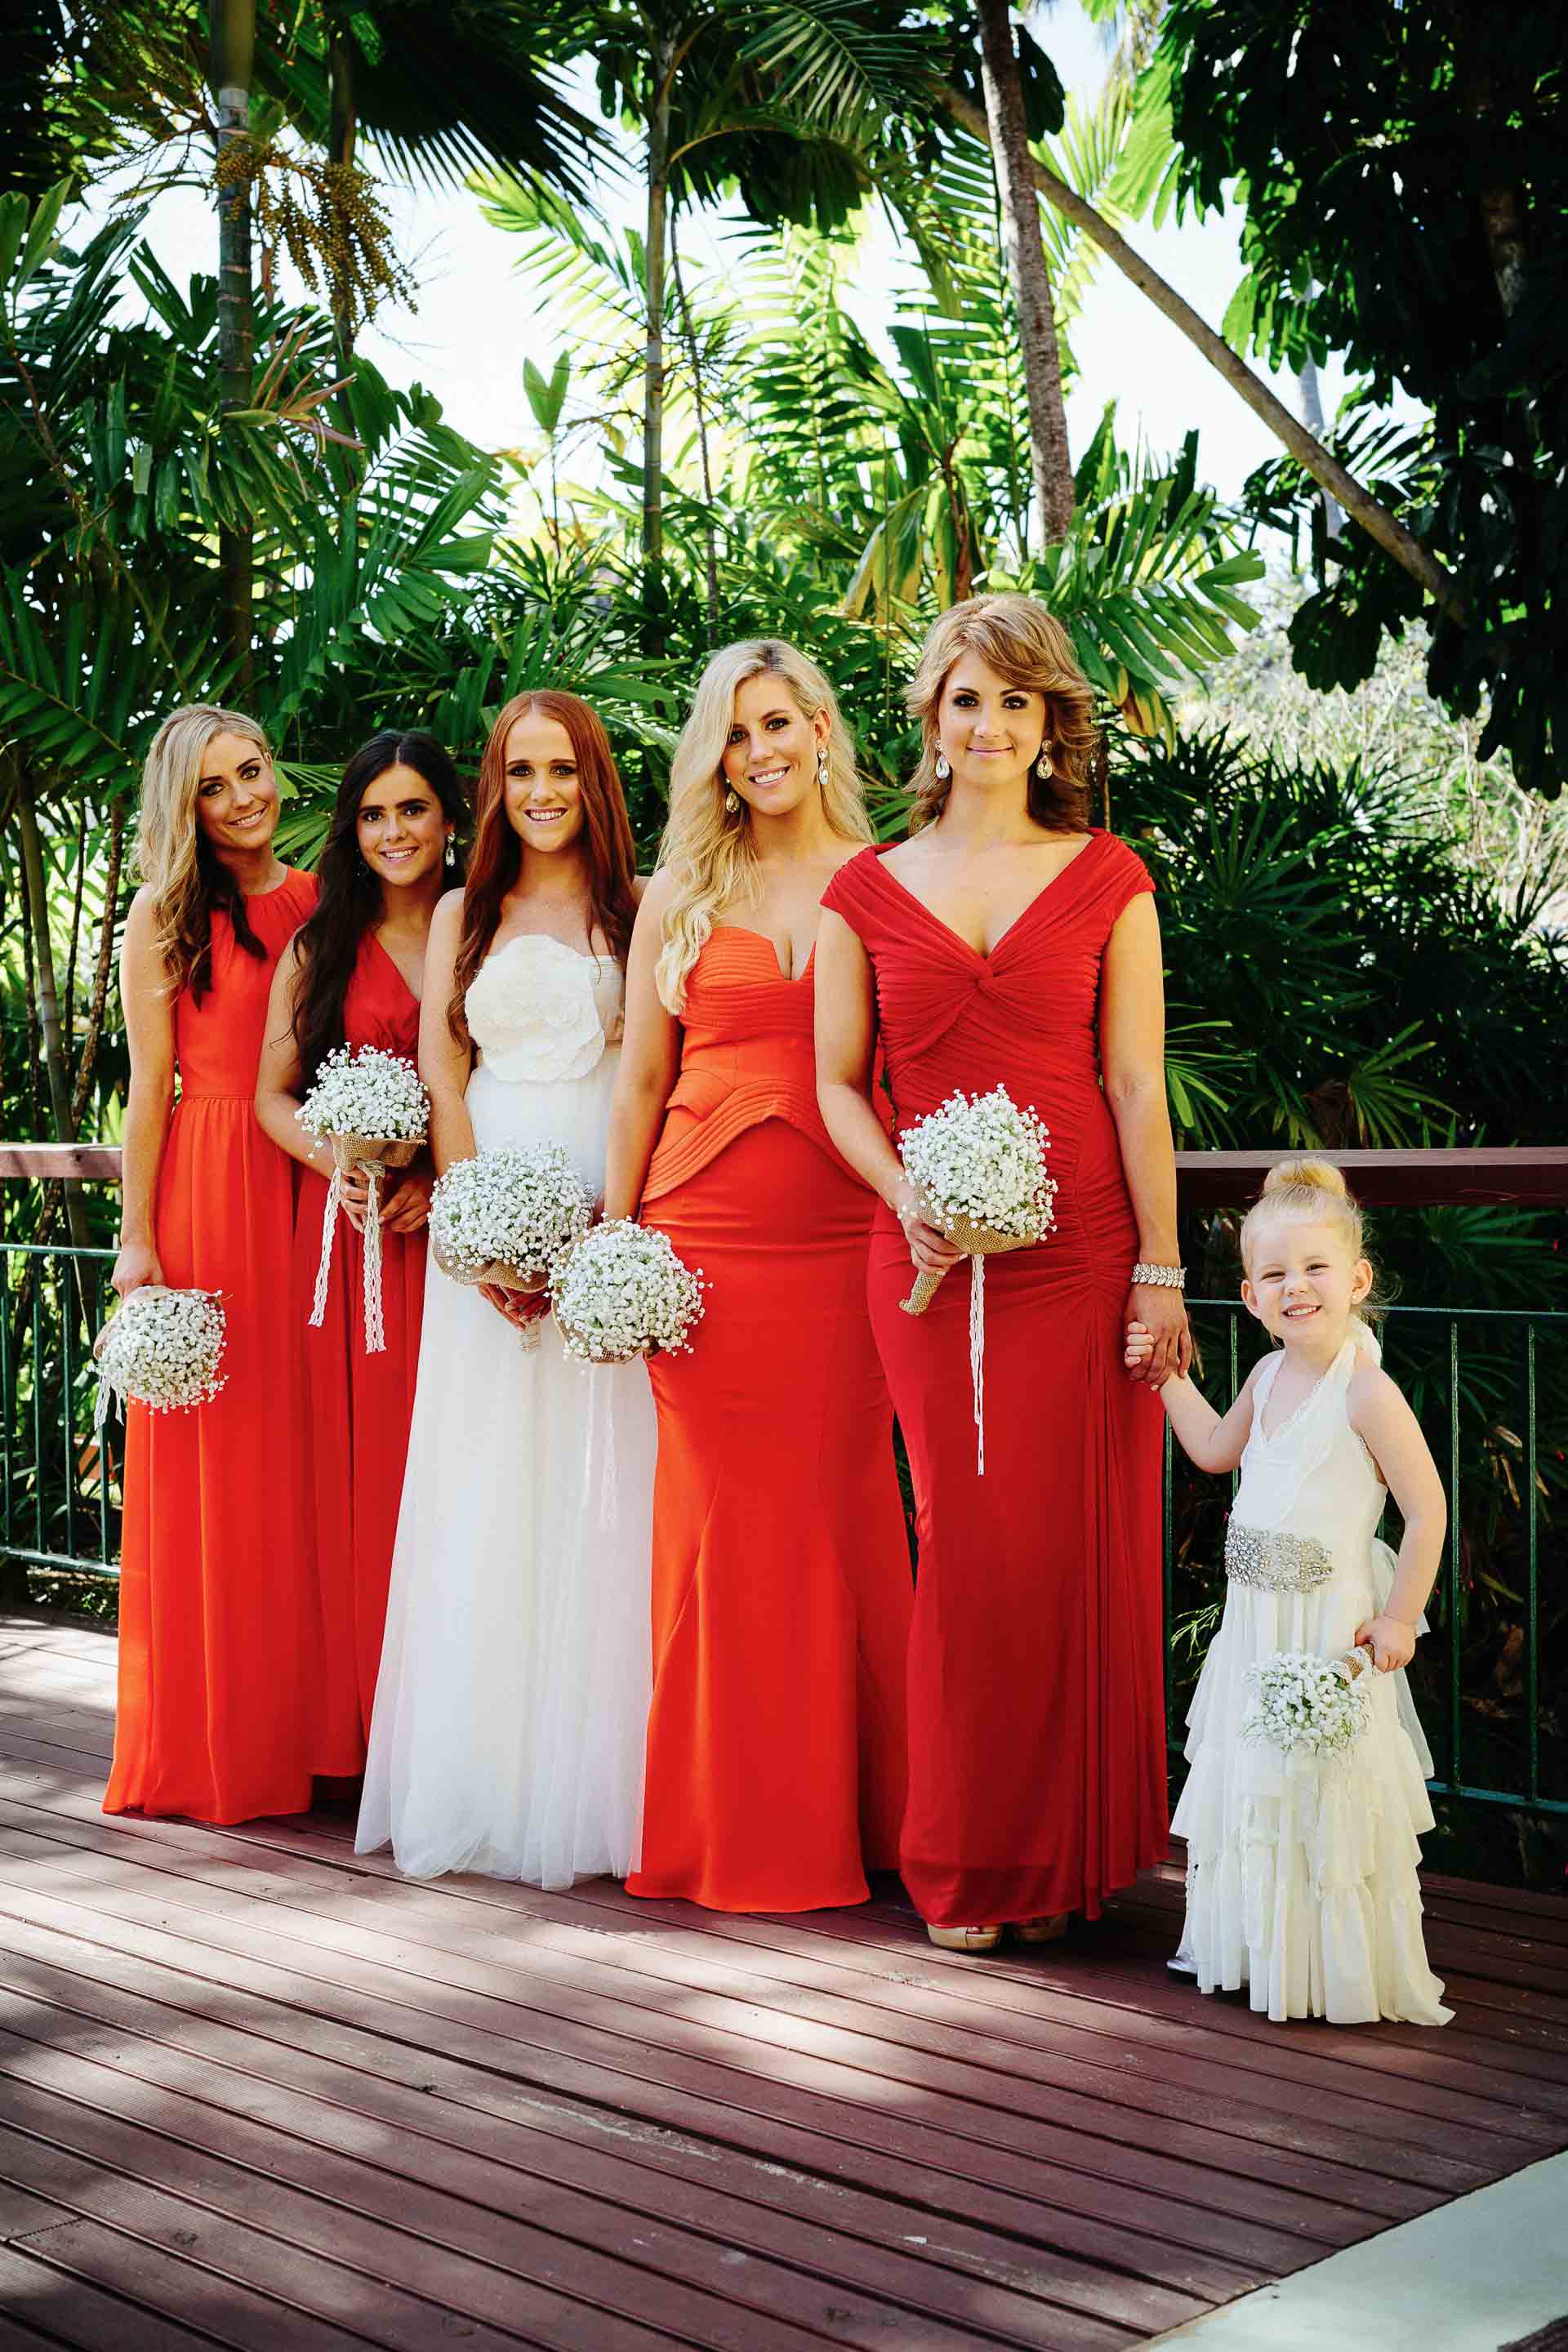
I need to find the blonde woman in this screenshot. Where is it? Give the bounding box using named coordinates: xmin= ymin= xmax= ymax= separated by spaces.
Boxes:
xmin=105 ymin=706 xmax=318 ymax=1824
xmin=816 ymin=595 xmax=1187 ymax=1950
xmin=604 ymin=639 xmax=911 ymax=1913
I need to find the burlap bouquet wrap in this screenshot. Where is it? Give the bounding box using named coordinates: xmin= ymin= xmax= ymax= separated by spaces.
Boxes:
xmin=892 ymin=1085 xmax=1058 ymax=1474
xmin=430 ymin=1232 xmax=553 ymax=1349
xmin=900 ymin=1188 xmax=1042 ymax=1316
xmin=309 ymin=1133 xmax=423 ymax=1356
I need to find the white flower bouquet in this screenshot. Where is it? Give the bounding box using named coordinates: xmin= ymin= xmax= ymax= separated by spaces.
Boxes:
xmin=298 ymin=1045 xmax=430 ymax=1353
xmin=1241 ymin=1646 xmax=1374 ymax=1760
xmin=429 ymin=1144 xmax=594 ymax=1349
xmin=553 ymin=1219 xmax=706 ymax=1365
xmin=896 ymin=1084 xmax=1058 ymax=1472
xmin=93 ymin=1286 xmax=226 ymax=1432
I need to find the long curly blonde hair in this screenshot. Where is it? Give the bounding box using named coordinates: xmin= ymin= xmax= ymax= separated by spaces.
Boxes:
xmin=135 ymin=704 xmax=274 ymax=1000
xmin=906 ymin=594 xmax=1098 ymax=835
xmin=654 ymin=639 xmax=872 ymax=1013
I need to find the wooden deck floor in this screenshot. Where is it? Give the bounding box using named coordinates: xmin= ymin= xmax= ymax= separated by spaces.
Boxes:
xmin=0 ymin=1616 xmax=1565 ymax=2352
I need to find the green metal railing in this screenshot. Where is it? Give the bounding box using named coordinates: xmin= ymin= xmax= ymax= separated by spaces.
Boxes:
xmin=0 ymin=1236 xmax=120 ymax=1584
xmin=1166 ymin=1299 xmax=1568 ymax=1821
xmin=2 ymin=1232 xmax=1563 ymax=1825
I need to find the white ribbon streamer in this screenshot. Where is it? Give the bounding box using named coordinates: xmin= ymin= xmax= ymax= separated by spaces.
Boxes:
xmin=308 ymin=1165 xmax=343 ymax=1331
xmin=969 ymin=1251 xmax=987 ymax=1476
xmin=308 ymin=1156 xmax=389 ymax=1353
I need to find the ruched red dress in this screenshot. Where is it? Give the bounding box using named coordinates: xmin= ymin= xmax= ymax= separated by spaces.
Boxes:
xmin=106 ymin=870 xmax=318 ymax=1824
xmin=627 ymin=926 xmax=912 ymax=1913
xmin=293 ymin=932 xmax=427 ymax=1772
xmin=821 ymin=835 xmax=1166 ymax=1928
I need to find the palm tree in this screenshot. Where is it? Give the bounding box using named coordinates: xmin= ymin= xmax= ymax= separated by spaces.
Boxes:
xmin=975 ymin=0 xmax=1073 ymax=546
xmin=210 ymin=0 xmax=255 ymax=682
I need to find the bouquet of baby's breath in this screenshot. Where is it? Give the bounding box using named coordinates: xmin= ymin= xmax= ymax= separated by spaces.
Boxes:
xmin=1241 ymin=1646 xmax=1374 ymax=1760
xmin=430 ymin=1144 xmax=594 ymax=1350
xmin=93 ymin=1286 xmax=227 ymax=1431
xmin=553 ymin=1219 xmax=706 ymax=1365
xmin=897 ymin=1085 xmax=1058 ymax=1472
xmin=298 ymin=1046 xmax=430 ymax=1353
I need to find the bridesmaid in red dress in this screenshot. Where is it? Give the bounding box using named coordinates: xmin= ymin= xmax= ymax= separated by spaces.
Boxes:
xmin=817 ymin=595 xmax=1192 ymax=1950
xmin=106 ymin=706 xmax=318 ymax=1824
xmin=256 ymin=732 xmax=466 ymax=1770
xmin=605 ymin=639 xmax=912 ymax=1913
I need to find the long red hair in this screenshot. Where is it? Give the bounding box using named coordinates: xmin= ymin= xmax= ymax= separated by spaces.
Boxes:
xmin=450 ymin=691 xmax=639 ymax=1039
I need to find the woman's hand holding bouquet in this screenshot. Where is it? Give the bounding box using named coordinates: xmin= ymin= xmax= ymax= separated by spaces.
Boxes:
xmin=298 ymin=1045 xmax=430 ymax=1351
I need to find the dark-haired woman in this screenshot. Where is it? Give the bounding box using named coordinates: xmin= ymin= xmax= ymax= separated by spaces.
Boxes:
xmin=106 ymin=706 xmax=318 ymax=1825
xmin=256 ymin=731 xmax=466 ymax=1771
xmin=355 ymin=693 xmax=657 ymax=1884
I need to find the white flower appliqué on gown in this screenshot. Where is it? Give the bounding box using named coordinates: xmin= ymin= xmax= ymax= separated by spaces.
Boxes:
xmin=1169 ymin=1331 xmax=1451 ymax=2025
xmin=357 ymin=934 xmax=655 ymax=1884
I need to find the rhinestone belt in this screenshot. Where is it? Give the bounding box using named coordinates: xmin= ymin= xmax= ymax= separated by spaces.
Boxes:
xmin=1224 ymin=1521 xmax=1335 ymax=1593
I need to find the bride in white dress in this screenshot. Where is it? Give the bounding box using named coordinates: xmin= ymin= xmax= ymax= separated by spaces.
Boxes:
xmin=358 ymin=692 xmax=656 ymax=1884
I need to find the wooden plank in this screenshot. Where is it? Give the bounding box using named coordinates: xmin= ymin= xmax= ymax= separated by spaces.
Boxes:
xmin=0 ymin=1904 xmax=1272 ymax=2316
xmin=11 ymin=1143 xmax=1568 ymax=1205
xmin=0 ymin=2238 xmax=232 ymax=2351
xmin=0 ymin=1796 xmax=1539 ymax=2193
xmin=0 ymin=1944 xmax=1202 ymax=2347
xmin=0 ymin=2038 xmax=975 ymax=2352
xmin=1174 ymin=1146 xmax=1568 ymax=1209
xmin=11 ymin=1773 xmax=1555 ymax=2163
xmin=0 ymin=1819 xmax=1460 ymax=2223
xmin=0 ymin=1867 xmax=1383 ymax=2278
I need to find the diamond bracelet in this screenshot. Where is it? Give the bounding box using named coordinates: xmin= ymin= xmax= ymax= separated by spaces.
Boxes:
xmin=1132 ymin=1262 xmax=1186 ymax=1290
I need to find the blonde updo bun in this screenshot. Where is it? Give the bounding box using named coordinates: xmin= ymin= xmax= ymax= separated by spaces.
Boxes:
xmin=1241 ymin=1157 xmax=1379 ymax=1338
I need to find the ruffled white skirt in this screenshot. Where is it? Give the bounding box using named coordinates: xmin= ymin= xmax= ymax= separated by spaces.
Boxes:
xmin=1169 ymin=1539 xmax=1451 ymax=2025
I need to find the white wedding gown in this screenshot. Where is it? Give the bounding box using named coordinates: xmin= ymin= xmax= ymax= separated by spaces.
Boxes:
xmin=357 ymin=934 xmax=656 ymax=1884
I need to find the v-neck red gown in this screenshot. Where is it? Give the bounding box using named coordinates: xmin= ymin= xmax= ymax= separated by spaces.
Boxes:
xmin=106 ymin=868 xmax=318 ymax=1824
xmin=627 ymin=926 xmax=912 ymax=1913
xmin=821 ymin=835 xmax=1167 ymax=1928
xmin=292 ymin=931 xmax=428 ymax=1772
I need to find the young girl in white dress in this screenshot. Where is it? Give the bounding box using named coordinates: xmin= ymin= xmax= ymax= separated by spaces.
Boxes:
xmin=1127 ymin=1158 xmax=1451 ymax=2025
xmin=357 ymin=692 xmax=657 ymax=1886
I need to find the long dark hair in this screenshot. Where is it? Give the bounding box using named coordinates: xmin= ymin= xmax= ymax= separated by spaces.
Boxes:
xmin=449 ymin=692 xmax=639 ymax=1040
xmin=292 ymin=730 xmax=467 ymax=1086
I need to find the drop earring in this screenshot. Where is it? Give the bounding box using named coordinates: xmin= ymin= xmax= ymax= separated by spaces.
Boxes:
xmin=935 ymin=751 xmax=951 ymax=782
xmin=817 ymin=749 xmax=828 ymax=789
xmin=724 ymin=788 xmax=742 ymax=815
xmin=1036 ymin=742 xmax=1054 ymax=779
xmin=444 ymin=835 xmax=456 ymax=866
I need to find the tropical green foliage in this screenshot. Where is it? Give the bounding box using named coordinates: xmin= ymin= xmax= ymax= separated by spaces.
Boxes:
xmin=1152 ymin=0 xmax=1567 ymax=796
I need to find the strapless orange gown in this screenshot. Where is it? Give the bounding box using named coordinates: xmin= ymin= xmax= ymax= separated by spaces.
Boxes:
xmin=292 ymin=932 xmax=427 ymax=1772
xmin=626 ymin=927 xmax=912 ymax=1913
xmin=106 ymin=870 xmax=318 ymax=1824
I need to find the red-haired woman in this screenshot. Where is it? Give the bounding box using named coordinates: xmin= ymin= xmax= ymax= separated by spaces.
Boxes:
xmin=355 ymin=693 xmax=657 ymax=1886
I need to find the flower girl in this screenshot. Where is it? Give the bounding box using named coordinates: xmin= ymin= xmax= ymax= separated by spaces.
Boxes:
xmin=1126 ymin=1158 xmax=1451 ymax=2025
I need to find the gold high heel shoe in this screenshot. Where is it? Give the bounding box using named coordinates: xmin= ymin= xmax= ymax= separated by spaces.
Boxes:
xmin=926 ymin=1922 xmax=1003 ymax=1953
xmin=1012 ymin=1913 xmax=1069 ymax=1944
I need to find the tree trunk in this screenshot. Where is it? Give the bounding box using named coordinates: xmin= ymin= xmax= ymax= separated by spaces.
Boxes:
xmin=977 ymin=0 xmax=1075 ymax=546
xmin=669 ymin=214 xmax=719 ymax=641
xmin=328 ymin=20 xmax=358 ymax=359
xmin=212 ymin=0 xmax=256 ymax=688
xmin=71 ymin=799 xmax=126 ymax=1132
xmin=641 ymin=34 xmax=674 ymax=659
xmin=1297 ymin=352 xmax=1343 ymax=544
xmin=935 ymin=80 xmax=1464 ymax=622
xmin=15 ymin=775 xmax=91 ymax=1251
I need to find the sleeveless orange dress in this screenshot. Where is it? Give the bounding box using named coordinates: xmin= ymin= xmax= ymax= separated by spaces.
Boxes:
xmin=626 ymin=927 xmax=912 ymax=1913
xmin=293 ymin=932 xmax=427 ymax=1773
xmin=106 ymin=869 xmax=318 ymax=1824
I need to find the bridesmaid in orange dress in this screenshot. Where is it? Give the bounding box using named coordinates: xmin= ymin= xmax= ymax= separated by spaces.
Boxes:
xmin=106 ymin=706 xmax=318 ymax=1824
xmin=604 ymin=639 xmax=912 ymax=1914
xmin=255 ymin=732 xmax=466 ymax=1770
xmin=817 ymin=595 xmax=1191 ymax=1950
